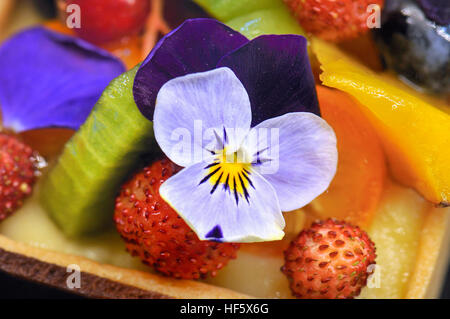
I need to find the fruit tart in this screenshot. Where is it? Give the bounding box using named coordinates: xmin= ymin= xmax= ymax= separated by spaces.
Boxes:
xmin=0 ymin=0 xmax=449 ymax=299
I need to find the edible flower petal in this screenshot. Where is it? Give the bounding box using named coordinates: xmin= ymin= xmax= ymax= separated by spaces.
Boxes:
xmin=133 ymin=19 xmax=319 ymax=123
xmin=154 ymin=68 xmax=337 ymax=242
xmin=242 ymin=113 xmax=338 ymax=212
xmin=159 ymin=161 xmax=285 ymax=242
xmin=133 ymin=18 xmax=248 ymax=120
xmin=154 ymin=67 xmax=251 ymax=167
xmin=217 ymin=35 xmax=320 ymax=126
xmin=0 ymin=27 xmax=125 ymax=132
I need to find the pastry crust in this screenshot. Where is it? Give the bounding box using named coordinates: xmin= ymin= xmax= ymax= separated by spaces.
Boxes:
xmin=0 ymin=234 xmax=250 ymax=299
xmin=0 ymin=206 xmax=448 ymax=299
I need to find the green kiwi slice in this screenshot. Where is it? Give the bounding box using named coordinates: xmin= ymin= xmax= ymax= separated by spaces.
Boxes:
xmin=195 ymin=0 xmax=305 ymax=39
xmin=41 ymin=66 xmax=156 ymax=236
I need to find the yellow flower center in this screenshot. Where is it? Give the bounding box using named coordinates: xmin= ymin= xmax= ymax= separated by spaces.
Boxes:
xmin=202 ymin=148 xmax=253 ymax=203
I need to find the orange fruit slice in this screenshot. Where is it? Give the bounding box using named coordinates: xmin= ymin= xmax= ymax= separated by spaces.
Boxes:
xmin=310 ymin=85 xmax=386 ymax=229
xmin=312 ymin=38 xmax=450 ymax=206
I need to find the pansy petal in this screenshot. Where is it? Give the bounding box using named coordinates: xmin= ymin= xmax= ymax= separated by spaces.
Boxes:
xmin=160 ymin=162 xmax=285 ymax=243
xmin=0 ymin=27 xmax=125 ymax=132
xmin=133 ymin=18 xmax=249 ymax=120
xmin=242 ymin=113 xmax=337 ymax=212
xmin=217 ymin=35 xmax=320 ymax=126
xmin=154 ymin=67 xmax=252 ymax=167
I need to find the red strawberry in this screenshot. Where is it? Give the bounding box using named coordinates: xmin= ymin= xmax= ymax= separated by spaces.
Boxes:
xmin=114 ymin=158 xmax=240 ymax=280
xmin=284 ymin=0 xmax=385 ymax=42
xmin=282 ymin=219 xmax=376 ymax=299
xmin=0 ymin=134 xmax=38 ymax=221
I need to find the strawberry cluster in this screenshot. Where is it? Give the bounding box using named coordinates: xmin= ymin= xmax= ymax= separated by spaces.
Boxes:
xmin=114 ymin=158 xmax=240 ymax=279
xmin=285 ymin=0 xmax=385 ymax=42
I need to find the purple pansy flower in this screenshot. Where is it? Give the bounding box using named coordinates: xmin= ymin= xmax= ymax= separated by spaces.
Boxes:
xmin=0 ymin=27 xmax=125 ymax=133
xmin=133 ymin=19 xmax=338 ymax=243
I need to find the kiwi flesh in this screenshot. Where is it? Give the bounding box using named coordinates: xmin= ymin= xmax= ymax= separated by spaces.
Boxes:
xmin=41 ymin=66 xmax=156 ymax=236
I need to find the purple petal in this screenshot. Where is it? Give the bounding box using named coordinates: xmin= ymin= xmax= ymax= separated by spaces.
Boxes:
xmin=154 ymin=68 xmax=251 ymax=167
xmin=133 ymin=18 xmax=248 ymax=120
xmin=242 ymin=113 xmax=337 ymax=212
xmin=217 ymin=35 xmax=320 ymax=126
xmin=0 ymin=27 xmax=125 ymax=132
xmin=160 ymin=161 xmax=285 ymax=243
xmin=417 ymin=0 xmax=450 ymax=25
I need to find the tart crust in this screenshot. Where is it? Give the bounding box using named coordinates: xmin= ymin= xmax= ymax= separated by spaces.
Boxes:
xmin=0 ymin=234 xmax=250 ymax=299
xmin=0 ymin=206 xmax=448 ymax=299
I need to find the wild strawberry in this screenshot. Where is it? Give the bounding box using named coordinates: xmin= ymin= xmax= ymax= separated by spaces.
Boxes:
xmin=284 ymin=0 xmax=385 ymax=42
xmin=282 ymin=219 xmax=376 ymax=299
xmin=0 ymin=134 xmax=38 ymax=221
xmin=114 ymin=158 xmax=240 ymax=280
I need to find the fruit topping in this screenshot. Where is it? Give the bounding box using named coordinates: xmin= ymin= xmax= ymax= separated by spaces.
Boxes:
xmin=41 ymin=67 xmax=154 ymax=236
xmin=196 ymin=0 xmax=306 ymax=40
xmin=0 ymin=134 xmax=39 ymax=221
xmin=374 ymin=0 xmax=450 ymax=94
xmin=64 ymin=0 xmax=151 ymax=44
xmin=282 ymin=219 xmax=376 ymax=299
xmin=312 ymin=86 xmax=386 ymax=229
xmin=196 ymin=0 xmax=283 ymax=22
xmin=114 ymin=158 xmax=240 ymax=279
xmin=312 ymin=38 xmax=450 ymax=207
xmin=284 ymin=0 xmax=385 ymax=42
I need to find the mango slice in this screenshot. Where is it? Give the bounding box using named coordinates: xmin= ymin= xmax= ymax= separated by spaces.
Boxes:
xmin=312 ymin=38 xmax=450 ymax=206
xmin=313 ymin=86 xmax=386 ymax=229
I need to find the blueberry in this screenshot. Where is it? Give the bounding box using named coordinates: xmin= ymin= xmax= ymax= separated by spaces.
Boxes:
xmin=374 ymin=0 xmax=450 ymax=94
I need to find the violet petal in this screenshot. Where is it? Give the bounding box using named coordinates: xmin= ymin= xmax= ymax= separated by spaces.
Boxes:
xmin=217 ymin=35 xmax=320 ymax=126
xmin=133 ymin=18 xmax=248 ymax=120
xmin=159 ymin=161 xmax=285 ymax=243
xmin=0 ymin=27 xmax=125 ymax=132
xmin=242 ymin=112 xmax=338 ymax=212
xmin=154 ymin=68 xmax=251 ymax=167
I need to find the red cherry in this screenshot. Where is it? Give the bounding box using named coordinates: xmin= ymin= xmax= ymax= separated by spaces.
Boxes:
xmin=64 ymin=0 xmax=150 ymax=44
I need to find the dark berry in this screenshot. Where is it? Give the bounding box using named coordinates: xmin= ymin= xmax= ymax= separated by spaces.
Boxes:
xmin=374 ymin=0 xmax=450 ymax=94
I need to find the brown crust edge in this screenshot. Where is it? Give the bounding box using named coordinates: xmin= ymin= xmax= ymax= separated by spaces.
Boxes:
xmin=0 ymin=234 xmax=251 ymax=299
xmin=0 ymin=247 xmax=169 ymax=299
